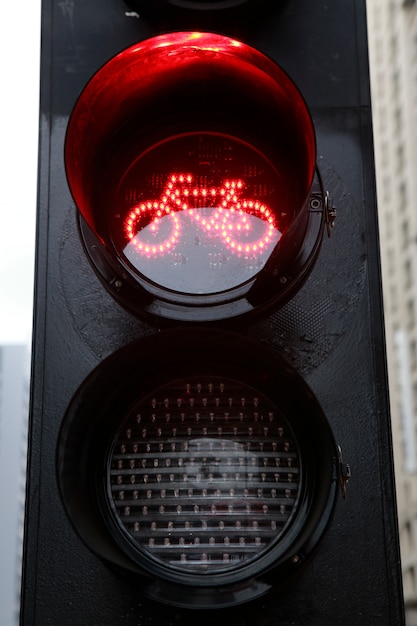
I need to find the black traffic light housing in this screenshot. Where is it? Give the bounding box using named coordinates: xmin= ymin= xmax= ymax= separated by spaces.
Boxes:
xmin=21 ymin=1 xmax=405 ymax=624
xmin=123 ymin=0 xmax=277 ymax=24
xmin=57 ymin=327 xmax=342 ymax=609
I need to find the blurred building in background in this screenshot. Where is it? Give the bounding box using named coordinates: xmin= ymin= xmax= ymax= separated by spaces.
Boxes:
xmin=0 ymin=344 xmax=30 ymax=626
xmin=367 ymin=0 xmax=417 ymax=623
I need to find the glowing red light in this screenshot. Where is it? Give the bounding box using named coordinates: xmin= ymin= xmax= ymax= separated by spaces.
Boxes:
xmin=124 ymin=174 xmax=279 ymax=257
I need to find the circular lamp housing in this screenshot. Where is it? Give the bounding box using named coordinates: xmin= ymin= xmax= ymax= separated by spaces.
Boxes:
xmin=65 ymin=32 xmax=324 ymax=325
xmin=57 ymin=329 xmax=341 ymax=609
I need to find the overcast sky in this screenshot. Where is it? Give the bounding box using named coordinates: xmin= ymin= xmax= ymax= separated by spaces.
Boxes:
xmin=0 ymin=1 xmax=41 ymax=346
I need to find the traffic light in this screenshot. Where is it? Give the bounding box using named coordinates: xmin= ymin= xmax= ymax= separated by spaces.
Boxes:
xmin=21 ymin=1 xmax=405 ymax=625
xmin=64 ymin=31 xmax=326 ymax=324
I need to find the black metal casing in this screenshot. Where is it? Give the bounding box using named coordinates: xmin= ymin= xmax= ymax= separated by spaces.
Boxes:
xmin=21 ymin=1 xmax=406 ymax=625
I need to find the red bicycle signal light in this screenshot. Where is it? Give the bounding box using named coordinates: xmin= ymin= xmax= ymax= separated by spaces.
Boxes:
xmin=65 ymin=32 xmax=326 ymax=325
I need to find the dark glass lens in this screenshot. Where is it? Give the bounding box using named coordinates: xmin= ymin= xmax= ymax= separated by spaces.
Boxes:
xmin=107 ymin=376 xmax=301 ymax=574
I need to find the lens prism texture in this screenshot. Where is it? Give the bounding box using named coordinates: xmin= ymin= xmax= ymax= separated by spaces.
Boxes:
xmin=108 ymin=377 xmax=301 ymax=573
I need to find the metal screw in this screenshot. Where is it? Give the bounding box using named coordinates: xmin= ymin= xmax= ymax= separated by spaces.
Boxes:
xmin=310 ymin=196 xmax=322 ymax=210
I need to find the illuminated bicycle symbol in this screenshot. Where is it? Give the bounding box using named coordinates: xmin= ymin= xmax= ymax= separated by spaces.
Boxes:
xmin=124 ymin=173 xmax=280 ymax=257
